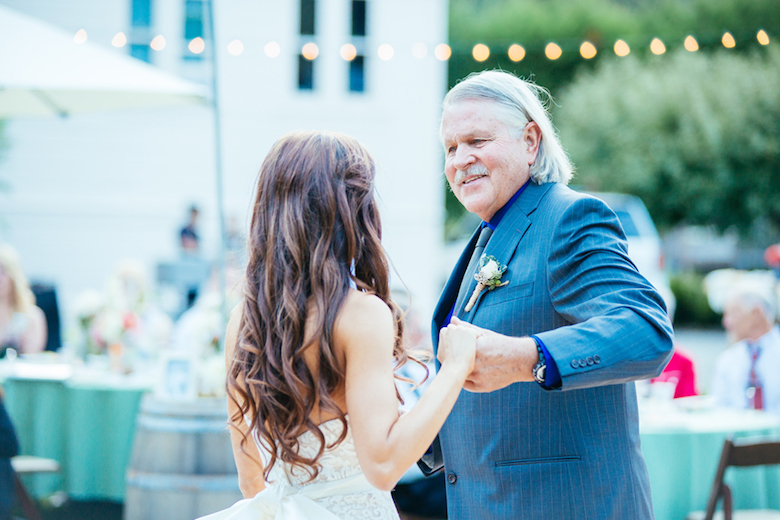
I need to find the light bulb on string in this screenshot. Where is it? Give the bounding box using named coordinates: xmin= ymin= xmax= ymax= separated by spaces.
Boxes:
xmin=614 ymin=39 xmax=630 ymax=57
xmin=472 ymin=43 xmax=490 ymax=62
xmin=377 ymin=44 xmax=394 ymax=60
xmin=150 ymin=35 xmax=166 ymax=51
xmin=684 ymin=35 xmax=699 ymax=52
xmin=112 ymin=32 xmax=127 ymax=48
xmin=74 ymin=29 xmax=87 ymax=44
xmin=434 ymin=44 xmax=451 ymax=61
xmin=650 ymin=38 xmax=666 ymax=55
xmin=188 ymin=37 xmax=205 ymax=54
xmin=508 ymin=44 xmax=525 ymax=62
xmin=545 ymin=42 xmax=562 ymax=60
xmin=340 ymin=44 xmax=357 ymax=61
xmin=580 ymin=41 xmax=597 ymax=59
xmin=757 ymin=30 xmax=770 ymax=45
xmin=722 ymin=32 xmax=736 ymax=48
xmin=412 ymin=42 xmax=428 ymax=59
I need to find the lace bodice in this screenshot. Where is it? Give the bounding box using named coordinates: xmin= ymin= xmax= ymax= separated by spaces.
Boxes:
xmin=254 ymin=416 xmax=400 ymax=520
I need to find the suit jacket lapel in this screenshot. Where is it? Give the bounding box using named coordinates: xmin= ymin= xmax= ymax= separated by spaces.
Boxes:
xmin=432 ymin=225 xmax=481 ymax=333
xmin=461 ymin=181 xmax=555 ymax=321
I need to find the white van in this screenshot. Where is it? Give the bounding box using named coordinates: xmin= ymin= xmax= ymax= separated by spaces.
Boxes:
xmin=588 ymin=192 xmax=676 ymax=319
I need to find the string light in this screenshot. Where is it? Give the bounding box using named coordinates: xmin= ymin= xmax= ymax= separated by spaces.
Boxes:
xmin=301 ymin=42 xmax=319 ymax=60
xmin=111 ymin=32 xmax=127 ymax=48
xmin=508 ymin=44 xmax=525 ymax=62
xmin=150 ymin=35 xmax=166 ymax=51
xmin=579 ymin=41 xmax=597 ymax=59
xmin=545 ymin=42 xmax=562 ymax=60
xmin=650 ymin=38 xmax=666 ymax=55
xmin=340 ymin=43 xmax=357 ymax=61
xmin=228 ymin=40 xmax=244 ymax=56
xmin=377 ymin=44 xmax=394 ymax=60
xmin=188 ymin=37 xmax=205 ymax=54
xmin=412 ymin=42 xmax=428 ymax=59
xmin=74 ymin=29 xmax=87 ymax=44
xmin=472 ymin=43 xmax=490 ymax=62
xmin=95 ymin=27 xmax=773 ymax=62
xmin=434 ymin=44 xmax=451 ymax=61
xmin=614 ymin=39 xmax=630 ymax=57
xmin=263 ymin=41 xmax=279 ymax=58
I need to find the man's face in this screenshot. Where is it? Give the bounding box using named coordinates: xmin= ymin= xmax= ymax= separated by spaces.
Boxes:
xmin=722 ymin=300 xmax=760 ymax=344
xmin=441 ymin=99 xmax=539 ymax=222
xmin=0 ymin=266 xmax=10 ymax=301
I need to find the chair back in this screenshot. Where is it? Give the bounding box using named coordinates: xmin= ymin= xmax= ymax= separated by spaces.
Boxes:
xmin=704 ymin=438 xmax=780 ymax=520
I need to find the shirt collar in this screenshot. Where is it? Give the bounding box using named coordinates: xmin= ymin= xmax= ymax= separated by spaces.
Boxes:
xmin=484 ymin=179 xmax=531 ymax=231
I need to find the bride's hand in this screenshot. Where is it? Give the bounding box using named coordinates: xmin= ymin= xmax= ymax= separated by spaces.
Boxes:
xmin=437 ymin=319 xmax=478 ymax=377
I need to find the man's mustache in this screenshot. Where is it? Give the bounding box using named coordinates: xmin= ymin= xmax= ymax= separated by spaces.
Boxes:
xmin=453 ymin=164 xmax=489 ymax=185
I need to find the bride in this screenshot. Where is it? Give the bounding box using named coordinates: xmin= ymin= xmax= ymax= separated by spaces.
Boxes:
xmin=198 ymin=131 xmax=477 ymax=520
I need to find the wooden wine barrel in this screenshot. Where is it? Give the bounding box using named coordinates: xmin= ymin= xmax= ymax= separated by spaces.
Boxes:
xmin=124 ymin=396 xmax=243 ymax=520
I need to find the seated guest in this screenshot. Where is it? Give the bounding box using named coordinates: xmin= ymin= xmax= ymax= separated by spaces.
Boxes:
xmin=0 ymin=394 xmax=20 ymax=519
xmin=652 ymin=347 xmax=698 ymax=398
xmin=711 ymin=284 xmax=779 ymax=415
xmin=0 ymin=245 xmax=47 ymax=356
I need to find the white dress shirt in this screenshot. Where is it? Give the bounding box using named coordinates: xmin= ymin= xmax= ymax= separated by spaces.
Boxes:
xmin=711 ymin=326 xmax=780 ymax=416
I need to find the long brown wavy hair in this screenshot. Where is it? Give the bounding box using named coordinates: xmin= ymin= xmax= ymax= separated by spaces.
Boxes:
xmin=228 ymin=131 xmax=407 ymax=482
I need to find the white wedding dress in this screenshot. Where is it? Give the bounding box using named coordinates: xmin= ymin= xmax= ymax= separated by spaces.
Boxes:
xmin=197 ymin=416 xmax=401 ymax=520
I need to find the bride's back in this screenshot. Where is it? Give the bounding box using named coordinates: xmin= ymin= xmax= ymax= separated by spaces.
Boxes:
xmin=228 ymin=131 xmax=406 ymax=486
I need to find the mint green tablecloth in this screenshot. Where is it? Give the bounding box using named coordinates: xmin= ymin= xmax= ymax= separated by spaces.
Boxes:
xmin=2 ymin=373 xmax=148 ymax=501
xmin=640 ymin=404 xmax=780 ymax=520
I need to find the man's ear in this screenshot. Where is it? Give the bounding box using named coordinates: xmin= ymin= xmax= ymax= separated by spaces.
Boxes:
xmin=524 ymin=122 xmax=542 ymax=165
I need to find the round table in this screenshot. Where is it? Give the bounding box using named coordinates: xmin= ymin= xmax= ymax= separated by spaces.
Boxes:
xmin=0 ymin=361 xmax=151 ymax=501
xmin=640 ymin=399 xmax=780 ymax=520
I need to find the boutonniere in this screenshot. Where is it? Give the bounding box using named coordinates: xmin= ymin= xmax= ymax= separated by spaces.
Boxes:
xmin=464 ymin=255 xmax=508 ymax=312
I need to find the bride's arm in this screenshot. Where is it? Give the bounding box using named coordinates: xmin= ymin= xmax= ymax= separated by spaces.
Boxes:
xmin=339 ymin=292 xmax=476 ymax=491
xmin=224 ymin=306 xmax=266 ymax=498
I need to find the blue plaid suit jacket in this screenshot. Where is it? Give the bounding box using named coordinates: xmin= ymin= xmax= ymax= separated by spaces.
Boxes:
xmin=430 ymin=181 xmax=674 ymax=520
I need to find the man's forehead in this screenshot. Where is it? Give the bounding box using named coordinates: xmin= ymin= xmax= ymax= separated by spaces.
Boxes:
xmin=441 ymin=102 xmax=503 ymax=138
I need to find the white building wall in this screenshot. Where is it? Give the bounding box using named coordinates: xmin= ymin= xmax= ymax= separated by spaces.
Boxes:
xmin=0 ymin=0 xmax=447 ymax=323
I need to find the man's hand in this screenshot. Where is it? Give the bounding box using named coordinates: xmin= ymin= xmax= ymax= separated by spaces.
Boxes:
xmin=449 ymin=317 xmax=539 ymax=393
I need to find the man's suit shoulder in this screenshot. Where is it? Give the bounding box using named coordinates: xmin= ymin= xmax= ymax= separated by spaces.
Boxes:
xmin=537 ymin=183 xmax=615 ymax=222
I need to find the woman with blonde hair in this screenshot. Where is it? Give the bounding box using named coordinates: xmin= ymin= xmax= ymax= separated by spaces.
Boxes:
xmin=199 ymin=131 xmax=477 ymax=519
xmin=0 ymin=245 xmax=47 ymax=355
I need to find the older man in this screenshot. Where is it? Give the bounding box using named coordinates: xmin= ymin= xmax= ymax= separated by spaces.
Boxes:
xmin=711 ymin=285 xmax=779 ymax=415
xmin=421 ymin=71 xmax=674 ymax=519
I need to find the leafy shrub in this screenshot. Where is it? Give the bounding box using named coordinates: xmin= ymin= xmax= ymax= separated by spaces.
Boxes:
xmin=670 ymin=271 xmax=721 ymax=326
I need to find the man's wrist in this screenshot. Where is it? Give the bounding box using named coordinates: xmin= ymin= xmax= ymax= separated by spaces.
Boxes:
xmin=532 ymin=341 xmax=547 ymax=384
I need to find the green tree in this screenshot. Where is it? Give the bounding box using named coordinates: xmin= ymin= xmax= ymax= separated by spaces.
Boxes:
xmin=555 ymin=46 xmax=780 ymax=233
xmin=449 ymin=0 xmax=780 ymax=92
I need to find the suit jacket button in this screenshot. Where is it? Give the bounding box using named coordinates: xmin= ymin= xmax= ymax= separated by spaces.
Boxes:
xmin=571 ymin=359 xmax=579 ymax=369
xmin=593 ymin=355 xmax=601 ymax=364
xmin=447 ymin=472 xmax=458 ymax=484
xmin=586 ymin=356 xmax=594 ymax=366
xmin=579 ymin=359 xmax=587 ymax=367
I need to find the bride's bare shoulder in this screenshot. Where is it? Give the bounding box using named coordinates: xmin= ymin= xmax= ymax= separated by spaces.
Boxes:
xmin=334 ymin=290 xmax=395 ymax=347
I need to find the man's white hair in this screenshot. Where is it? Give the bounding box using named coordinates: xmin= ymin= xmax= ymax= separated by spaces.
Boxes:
xmin=441 ymin=70 xmax=574 ymax=185
xmin=729 ymin=282 xmax=777 ymax=324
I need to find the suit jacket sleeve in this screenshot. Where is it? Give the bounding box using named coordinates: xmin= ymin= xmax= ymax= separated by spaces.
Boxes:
xmin=534 ymin=195 xmax=674 ymax=391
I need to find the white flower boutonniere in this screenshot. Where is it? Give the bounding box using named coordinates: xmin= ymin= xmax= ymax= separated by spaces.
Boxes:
xmin=464 ymin=255 xmax=509 ymax=312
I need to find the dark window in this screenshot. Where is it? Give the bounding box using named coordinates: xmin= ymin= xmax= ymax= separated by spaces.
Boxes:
xmin=130 ymin=44 xmax=151 ymax=62
xmin=614 ymin=210 xmax=639 ymax=237
xmin=349 ymin=55 xmax=365 ymax=92
xmin=298 ymin=54 xmax=314 ymax=90
xmin=351 ymin=1 xmax=366 ymax=36
xmin=132 ymin=0 xmax=152 ymax=27
xmin=184 ymin=0 xmax=204 ymax=39
xmin=300 ymin=0 xmax=315 ymax=35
